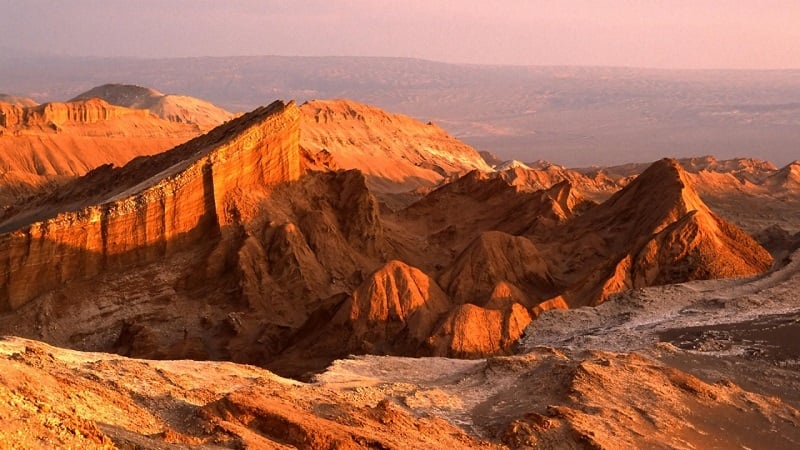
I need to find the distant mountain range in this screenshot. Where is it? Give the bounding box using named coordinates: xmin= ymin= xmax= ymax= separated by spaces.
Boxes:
xmin=2 ymin=55 xmax=800 ymax=166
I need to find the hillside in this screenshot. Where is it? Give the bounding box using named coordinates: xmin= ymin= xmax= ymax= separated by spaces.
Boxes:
xmin=71 ymin=83 xmax=235 ymax=131
xmin=299 ymin=99 xmax=491 ymax=192
xmin=0 ymin=98 xmax=201 ymax=205
xmin=2 ymin=335 xmax=799 ymax=449
xmin=578 ymin=156 xmax=800 ymax=234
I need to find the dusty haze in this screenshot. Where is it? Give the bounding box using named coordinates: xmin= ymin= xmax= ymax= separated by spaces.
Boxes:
xmin=2 ymin=1 xmax=800 ymax=70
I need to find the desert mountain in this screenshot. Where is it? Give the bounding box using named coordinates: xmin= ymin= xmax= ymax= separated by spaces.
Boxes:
xmin=437 ymin=231 xmax=555 ymax=306
xmin=579 ymin=155 xmax=778 ymax=183
xmin=0 ymin=99 xmax=775 ymax=378
xmin=393 ymin=169 xmax=596 ymax=269
xmin=299 ymin=99 xmax=492 ymax=193
xmin=478 ymin=149 xmax=504 ymax=167
xmin=496 ymin=164 xmax=618 ymax=200
xmin=494 ymin=160 xmax=531 ymax=171
xmin=540 ymin=158 xmax=773 ymax=307
xmin=766 ymin=160 xmax=800 ymax=191
xmin=71 ymin=83 xmax=235 ymax=131
xmin=0 ymin=97 xmax=202 ymax=204
xmin=576 ymin=155 xmax=800 ymax=235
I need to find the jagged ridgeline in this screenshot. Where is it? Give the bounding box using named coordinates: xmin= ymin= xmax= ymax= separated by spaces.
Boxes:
xmin=0 ymin=99 xmax=774 ymax=378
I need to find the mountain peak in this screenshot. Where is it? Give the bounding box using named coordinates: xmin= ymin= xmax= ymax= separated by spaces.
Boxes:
xmin=70 ymin=83 xmax=163 ymax=105
xmin=554 ymin=157 xmax=772 ymax=306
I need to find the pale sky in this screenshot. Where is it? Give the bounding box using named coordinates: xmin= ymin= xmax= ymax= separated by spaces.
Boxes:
xmin=2 ymin=0 xmax=800 ymax=69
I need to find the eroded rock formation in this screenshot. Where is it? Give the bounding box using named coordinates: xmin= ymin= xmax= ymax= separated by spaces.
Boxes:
xmin=0 ymin=98 xmax=776 ymax=372
xmin=0 ymin=100 xmax=300 ymax=311
xmin=543 ymin=158 xmax=773 ymax=306
xmin=299 ymin=99 xmax=492 ymax=193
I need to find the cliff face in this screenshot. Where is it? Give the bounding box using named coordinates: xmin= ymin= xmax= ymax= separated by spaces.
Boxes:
xmin=0 ymin=98 xmax=170 ymax=131
xmin=0 ymin=101 xmax=300 ymax=311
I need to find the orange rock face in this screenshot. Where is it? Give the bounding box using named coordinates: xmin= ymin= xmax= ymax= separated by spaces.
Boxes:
xmin=0 ymin=98 xmax=203 ymax=204
xmin=542 ymin=159 xmax=773 ymax=306
xmin=0 ymin=101 xmax=299 ymax=311
xmin=335 ymin=260 xmax=451 ymax=352
xmin=438 ymin=231 xmax=554 ymax=306
xmin=427 ymin=302 xmax=532 ymax=358
xmin=70 ymin=83 xmax=236 ymax=131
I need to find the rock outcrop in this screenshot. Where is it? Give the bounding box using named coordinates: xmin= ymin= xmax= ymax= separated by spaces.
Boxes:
xmin=5 ymin=98 xmax=150 ymax=127
xmin=333 ymin=260 xmax=451 ymax=353
xmin=0 ymin=98 xmax=201 ymax=204
xmin=426 ymin=302 xmax=532 ymax=358
xmin=0 ymin=100 xmax=300 ymax=311
xmin=438 ymin=231 xmax=554 ymax=306
xmin=396 ymin=171 xmax=595 ymax=267
xmin=766 ymin=160 xmax=800 ymax=192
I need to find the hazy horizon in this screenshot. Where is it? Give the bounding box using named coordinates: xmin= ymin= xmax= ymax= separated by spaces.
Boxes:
xmin=3 ymin=1 xmax=800 ymax=70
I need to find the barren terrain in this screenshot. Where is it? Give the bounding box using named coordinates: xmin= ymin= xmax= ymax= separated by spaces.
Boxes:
xmin=0 ymin=86 xmax=797 ymax=448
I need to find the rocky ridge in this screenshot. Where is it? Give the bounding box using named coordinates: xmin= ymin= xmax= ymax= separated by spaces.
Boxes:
xmin=0 ymin=100 xmax=300 ymax=310
xmin=0 ymin=99 xmax=775 ymax=374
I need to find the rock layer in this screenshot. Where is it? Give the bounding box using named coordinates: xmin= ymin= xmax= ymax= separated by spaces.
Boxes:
xmin=546 ymin=158 xmax=773 ymax=306
xmin=299 ymin=99 xmax=491 ymax=192
xmin=0 ymin=100 xmax=299 ymax=311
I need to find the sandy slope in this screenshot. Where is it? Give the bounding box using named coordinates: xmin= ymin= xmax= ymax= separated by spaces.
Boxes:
xmin=2 ymin=328 xmax=799 ymax=449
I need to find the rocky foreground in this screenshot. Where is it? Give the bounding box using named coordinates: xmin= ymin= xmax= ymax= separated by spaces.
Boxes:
xmin=1 ymin=249 xmax=799 ymax=448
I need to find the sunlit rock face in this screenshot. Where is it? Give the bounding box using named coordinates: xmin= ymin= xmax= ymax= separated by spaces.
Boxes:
xmin=0 ymin=101 xmax=300 ymax=310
